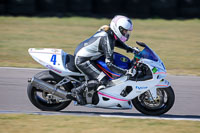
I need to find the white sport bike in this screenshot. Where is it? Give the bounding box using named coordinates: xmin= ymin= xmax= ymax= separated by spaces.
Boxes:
xmin=27 ymin=42 xmax=175 ymax=116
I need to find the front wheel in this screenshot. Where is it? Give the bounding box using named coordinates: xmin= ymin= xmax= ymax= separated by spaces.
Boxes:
xmin=132 ymin=86 xmax=175 ymax=116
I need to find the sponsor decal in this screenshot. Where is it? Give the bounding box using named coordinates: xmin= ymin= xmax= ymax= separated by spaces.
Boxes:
xmin=46 ymin=65 xmax=62 ymax=73
xmin=152 ymin=67 xmax=157 ymax=74
xmin=50 ymin=54 xmax=57 ymax=65
xmin=136 ymin=86 xmax=148 ymax=90
xmin=120 ymin=57 xmax=128 ymax=62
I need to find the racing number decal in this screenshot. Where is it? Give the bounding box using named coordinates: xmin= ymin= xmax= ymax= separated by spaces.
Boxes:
xmin=50 ymin=54 xmax=57 ymax=65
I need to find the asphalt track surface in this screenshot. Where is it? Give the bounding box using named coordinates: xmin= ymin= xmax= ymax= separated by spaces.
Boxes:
xmin=0 ymin=67 xmax=200 ymax=120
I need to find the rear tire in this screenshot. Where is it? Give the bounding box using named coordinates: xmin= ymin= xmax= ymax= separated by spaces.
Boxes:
xmin=27 ymin=70 xmax=72 ymax=111
xmin=132 ymin=86 xmax=175 ymax=116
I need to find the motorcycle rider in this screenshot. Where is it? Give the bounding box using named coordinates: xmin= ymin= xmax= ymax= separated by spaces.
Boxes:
xmin=71 ymin=15 xmax=139 ymax=105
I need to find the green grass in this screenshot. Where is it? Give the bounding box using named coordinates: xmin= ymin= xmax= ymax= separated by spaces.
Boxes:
xmin=0 ymin=114 xmax=199 ymax=133
xmin=0 ymin=17 xmax=200 ymax=75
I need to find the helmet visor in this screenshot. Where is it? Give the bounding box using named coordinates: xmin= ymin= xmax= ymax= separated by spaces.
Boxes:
xmin=119 ymin=26 xmax=131 ymax=41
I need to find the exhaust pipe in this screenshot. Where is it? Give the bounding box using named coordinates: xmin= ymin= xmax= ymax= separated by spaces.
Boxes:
xmin=30 ymin=77 xmax=69 ymax=99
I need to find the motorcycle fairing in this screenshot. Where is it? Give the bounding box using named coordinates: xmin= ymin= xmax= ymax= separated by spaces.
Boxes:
xmin=28 ymin=45 xmax=170 ymax=110
xmin=28 ymin=48 xmax=83 ymax=76
xmin=93 ymin=46 xmax=169 ymax=109
xmin=137 ymin=45 xmax=166 ymax=78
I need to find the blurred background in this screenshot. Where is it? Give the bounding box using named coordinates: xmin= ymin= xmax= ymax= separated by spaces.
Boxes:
xmin=0 ymin=0 xmax=200 ymax=19
xmin=0 ymin=0 xmax=200 ymax=75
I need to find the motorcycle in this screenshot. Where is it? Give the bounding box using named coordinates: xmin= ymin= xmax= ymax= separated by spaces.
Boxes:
xmin=27 ymin=42 xmax=175 ymax=116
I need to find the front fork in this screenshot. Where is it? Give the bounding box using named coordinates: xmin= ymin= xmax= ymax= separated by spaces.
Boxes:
xmin=148 ymin=79 xmax=170 ymax=101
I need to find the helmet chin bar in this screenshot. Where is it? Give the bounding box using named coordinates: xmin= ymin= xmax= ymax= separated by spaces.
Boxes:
xmin=120 ymin=36 xmax=127 ymax=42
xmin=113 ymin=31 xmax=129 ymax=42
xmin=119 ymin=30 xmax=131 ymax=42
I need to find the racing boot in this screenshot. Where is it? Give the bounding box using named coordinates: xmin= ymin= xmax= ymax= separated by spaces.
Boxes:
xmin=71 ymin=83 xmax=86 ymax=105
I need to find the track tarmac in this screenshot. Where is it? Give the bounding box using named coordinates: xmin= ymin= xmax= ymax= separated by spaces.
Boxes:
xmin=0 ymin=67 xmax=200 ymax=121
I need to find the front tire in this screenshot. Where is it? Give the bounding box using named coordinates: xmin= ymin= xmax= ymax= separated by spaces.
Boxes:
xmin=27 ymin=70 xmax=72 ymax=111
xmin=132 ymin=86 xmax=175 ymax=116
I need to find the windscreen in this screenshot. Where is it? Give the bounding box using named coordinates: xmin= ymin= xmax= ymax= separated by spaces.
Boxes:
xmin=137 ymin=46 xmax=159 ymax=62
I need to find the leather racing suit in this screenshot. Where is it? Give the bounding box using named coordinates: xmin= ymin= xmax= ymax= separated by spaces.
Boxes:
xmin=72 ymin=29 xmax=134 ymax=105
xmin=74 ymin=29 xmax=134 ymax=82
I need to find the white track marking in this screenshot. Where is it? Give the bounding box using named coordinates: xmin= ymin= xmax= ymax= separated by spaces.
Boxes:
xmin=0 ymin=110 xmax=199 ymax=121
xmin=100 ymin=115 xmax=200 ymax=121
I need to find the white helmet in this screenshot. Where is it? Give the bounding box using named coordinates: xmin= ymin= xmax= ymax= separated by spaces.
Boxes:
xmin=110 ymin=15 xmax=133 ymax=42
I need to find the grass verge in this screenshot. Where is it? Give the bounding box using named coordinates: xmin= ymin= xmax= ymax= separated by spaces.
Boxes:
xmin=0 ymin=114 xmax=199 ymax=133
xmin=0 ymin=17 xmax=200 ymax=75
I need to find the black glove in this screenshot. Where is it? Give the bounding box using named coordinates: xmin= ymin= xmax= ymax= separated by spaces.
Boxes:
xmin=126 ymin=46 xmax=134 ymax=53
xmin=127 ymin=46 xmax=140 ymax=54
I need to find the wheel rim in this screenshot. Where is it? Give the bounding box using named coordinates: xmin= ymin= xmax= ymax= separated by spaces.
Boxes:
xmin=138 ymin=88 xmax=168 ymax=110
xmin=33 ymin=79 xmax=64 ymax=106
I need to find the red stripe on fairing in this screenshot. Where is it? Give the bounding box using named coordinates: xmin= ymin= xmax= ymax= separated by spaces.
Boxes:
xmin=97 ymin=64 xmax=114 ymax=79
xmin=46 ymin=65 xmax=62 ymax=73
xmin=154 ymin=72 xmax=166 ymax=74
xmin=52 ymin=68 xmax=62 ymax=73
xmin=98 ymin=92 xmax=129 ymax=102
xmin=156 ymin=85 xmax=168 ymax=87
xmin=97 ymin=64 xmax=120 ymax=78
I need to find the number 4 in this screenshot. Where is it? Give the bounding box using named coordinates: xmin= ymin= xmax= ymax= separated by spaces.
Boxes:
xmin=50 ymin=54 xmax=56 ymax=65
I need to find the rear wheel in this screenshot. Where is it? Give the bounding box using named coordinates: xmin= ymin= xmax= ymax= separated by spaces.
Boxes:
xmin=27 ymin=70 xmax=72 ymax=111
xmin=132 ymin=86 xmax=175 ymax=116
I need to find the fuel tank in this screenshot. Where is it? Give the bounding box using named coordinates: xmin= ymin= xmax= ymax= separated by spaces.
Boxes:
xmin=96 ymin=52 xmax=131 ymax=80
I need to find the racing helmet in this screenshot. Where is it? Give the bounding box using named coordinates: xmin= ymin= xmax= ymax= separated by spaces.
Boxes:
xmin=110 ymin=15 xmax=133 ymax=42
